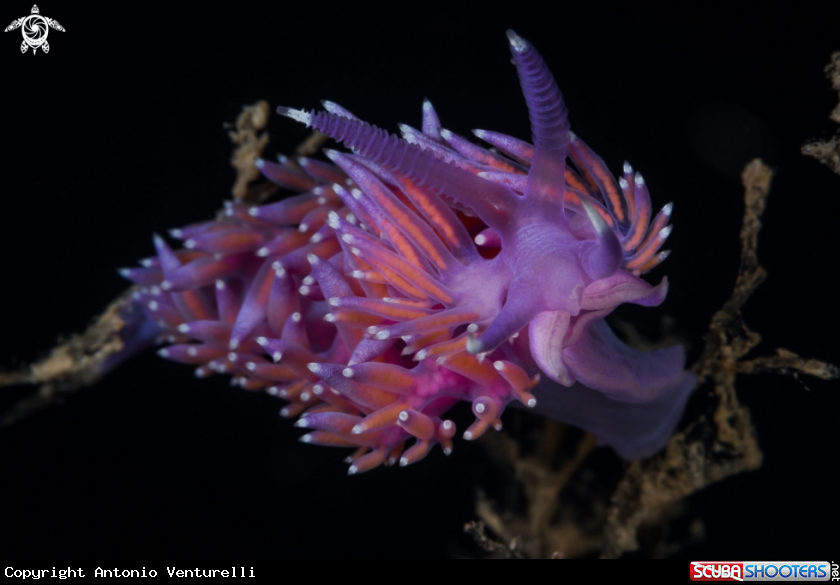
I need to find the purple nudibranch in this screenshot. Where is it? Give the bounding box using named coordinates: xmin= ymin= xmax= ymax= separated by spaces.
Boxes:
xmin=117 ymin=30 xmax=694 ymax=471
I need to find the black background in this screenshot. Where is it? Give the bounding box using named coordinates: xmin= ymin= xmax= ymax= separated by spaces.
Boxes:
xmin=1 ymin=2 xmax=838 ymax=559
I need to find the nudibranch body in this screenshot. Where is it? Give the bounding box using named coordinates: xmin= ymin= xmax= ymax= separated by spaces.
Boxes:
xmin=120 ymin=31 xmax=694 ymax=472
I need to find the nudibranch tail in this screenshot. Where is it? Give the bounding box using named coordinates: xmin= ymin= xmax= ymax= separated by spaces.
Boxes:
xmin=121 ymin=31 xmax=694 ymax=473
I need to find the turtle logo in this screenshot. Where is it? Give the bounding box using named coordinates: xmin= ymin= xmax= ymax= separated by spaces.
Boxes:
xmin=4 ymin=5 xmax=64 ymax=54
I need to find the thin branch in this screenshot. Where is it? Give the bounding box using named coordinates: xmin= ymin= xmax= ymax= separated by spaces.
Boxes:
xmin=225 ymin=100 xmax=277 ymax=204
xmin=0 ymin=290 xmax=143 ymax=427
xmin=801 ymin=52 xmax=840 ymax=175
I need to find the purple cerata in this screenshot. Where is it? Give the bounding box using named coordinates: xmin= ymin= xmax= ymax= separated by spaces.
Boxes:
xmin=117 ymin=30 xmax=695 ymax=473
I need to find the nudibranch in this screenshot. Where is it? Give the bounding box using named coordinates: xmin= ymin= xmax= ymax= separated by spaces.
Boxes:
xmin=119 ymin=30 xmax=694 ymax=473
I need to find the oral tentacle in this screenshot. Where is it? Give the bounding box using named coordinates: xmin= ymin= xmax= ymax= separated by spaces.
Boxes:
xmin=467 ymin=275 xmax=544 ymax=355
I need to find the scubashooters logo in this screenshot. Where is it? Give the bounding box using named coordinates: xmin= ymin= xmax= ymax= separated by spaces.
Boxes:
xmin=691 ymin=561 xmax=835 ymax=581
xmin=4 ymin=5 xmax=64 ymax=54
